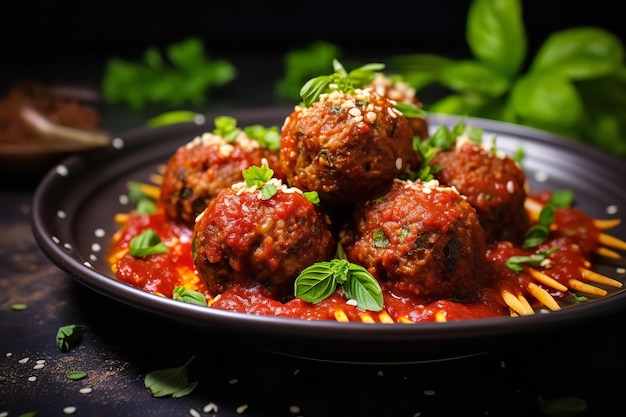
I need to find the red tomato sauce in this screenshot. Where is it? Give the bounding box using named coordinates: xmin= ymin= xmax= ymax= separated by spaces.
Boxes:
xmin=109 ymin=192 xmax=606 ymax=323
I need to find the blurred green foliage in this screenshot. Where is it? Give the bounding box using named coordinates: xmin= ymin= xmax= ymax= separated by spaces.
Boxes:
xmin=388 ymin=0 xmax=626 ymax=157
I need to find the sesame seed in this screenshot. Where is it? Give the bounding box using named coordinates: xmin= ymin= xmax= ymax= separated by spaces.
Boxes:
xmin=189 ymin=408 xmax=201 ymax=417
xmin=57 ymin=210 xmax=66 ymax=219
xmin=395 ymin=158 xmax=402 ymax=170
xmin=63 ymin=406 xmax=77 ymax=415
xmin=18 ymin=357 xmax=29 ymax=364
xmin=229 ymin=378 xmax=239 ymax=384
xmin=28 ymin=376 xmax=36 ymax=382
xmin=606 ymin=204 xmax=618 ymax=215
xmin=617 ymin=267 xmax=625 ymax=274
xmin=203 ymin=403 xmax=219 ymax=413
xmin=506 ymin=180 xmax=515 ymax=194
xmin=236 ymin=404 xmax=249 ymax=414
xmin=424 ymin=389 xmax=436 ymax=396
xmin=387 ymin=107 xmax=397 ymax=118
xmin=348 ymin=107 xmax=362 ymax=117
xmin=534 ymin=171 xmax=548 ymax=182
xmin=289 ymin=405 xmax=301 ymax=414
xmin=79 ymin=387 xmax=93 ymax=394
xmin=33 ymin=364 xmax=45 ymax=370
xmin=365 ymin=111 xmax=377 ymax=122
xmin=56 ymin=165 xmax=69 ymax=176
xmin=112 ymin=137 xmax=125 ymax=149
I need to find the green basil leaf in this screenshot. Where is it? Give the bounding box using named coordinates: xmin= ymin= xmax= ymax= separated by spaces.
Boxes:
xmin=56 ymin=324 xmax=85 ymax=353
xmin=510 ymin=73 xmax=583 ymax=128
xmin=147 ymin=110 xmax=197 ymax=127
xmin=530 ymin=27 xmax=624 ymax=80
xmin=294 ymin=262 xmax=339 ymax=303
xmin=437 ymin=60 xmax=510 ymax=97
xmin=66 ymin=371 xmax=88 ymax=380
xmin=144 ymin=356 xmax=198 ymax=398
xmin=466 ymin=0 xmax=527 ymax=77
xmin=343 ymin=264 xmax=384 ymax=311
xmin=172 ymin=286 xmax=207 ymax=306
xmin=129 ymin=228 xmax=169 ymax=257
xmin=550 ymin=190 xmax=574 ymax=208
xmin=136 ymin=199 xmax=157 ymax=215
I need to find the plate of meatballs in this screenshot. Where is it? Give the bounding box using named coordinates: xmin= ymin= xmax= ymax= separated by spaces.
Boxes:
xmin=33 ymin=62 xmax=626 ymax=363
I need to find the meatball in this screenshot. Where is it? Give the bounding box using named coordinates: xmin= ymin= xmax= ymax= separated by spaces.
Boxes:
xmin=279 ymin=88 xmax=419 ymax=206
xmin=340 ymin=178 xmax=487 ymax=301
xmin=368 ymin=73 xmax=429 ymax=140
xmin=431 ymin=137 xmax=529 ymax=244
xmin=160 ymin=132 xmax=283 ymax=227
xmin=192 ymin=177 xmax=336 ymax=301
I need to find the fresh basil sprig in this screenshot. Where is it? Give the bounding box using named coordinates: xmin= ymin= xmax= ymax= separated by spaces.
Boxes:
xmin=294 ymin=255 xmax=383 ymax=312
xmin=299 ymin=59 xmax=384 ymax=107
xmin=506 ymin=247 xmax=559 ymax=273
xmin=129 ymin=228 xmax=169 ymax=257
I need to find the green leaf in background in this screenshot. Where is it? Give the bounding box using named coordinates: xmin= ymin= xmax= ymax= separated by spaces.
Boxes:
xmin=276 ymin=41 xmax=341 ymax=101
xmin=437 ymin=60 xmax=510 ymax=97
xmin=388 ymin=53 xmax=454 ymax=90
xmin=466 ymin=0 xmax=526 ymax=77
xmin=147 ymin=110 xmax=198 ymax=127
xmin=102 ymin=38 xmax=236 ymax=109
xmin=510 ymin=73 xmax=583 ymax=128
xmin=144 ymin=356 xmax=198 ymax=398
xmin=530 ymin=27 xmax=624 ymax=80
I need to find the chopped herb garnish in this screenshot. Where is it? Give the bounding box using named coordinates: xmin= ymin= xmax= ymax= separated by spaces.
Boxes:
xmin=172 ymin=286 xmax=207 ymax=306
xmin=213 ymin=115 xmax=241 ymax=142
xmin=56 ymin=324 xmax=85 ymax=353
xmin=129 ymin=228 xmax=169 ymax=257
xmin=303 ymin=191 xmax=320 ymax=204
xmin=569 ymin=291 xmax=588 ymax=303
xmin=506 ymin=247 xmax=559 ymax=273
xmin=144 ymin=356 xmax=198 ymax=398
xmin=373 ymin=228 xmax=390 ymax=248
xmin=147 ymin=110 xmax=198 ymax=127
xmin=244 ymin=124 xmax=281 ymax=152
xmin=66 ymin=371 xmax=88 ymax=381
xmin=524 ymin=204 xmax=555 ymax=248
xmin=10 ymin=303 xmax=28 ymax=311
xmin=241 ymin=163 xmax=277 ymax=200
xmin=550 ymin=189 xmax=574 ymax=208
xmin=136 ymin=199 xmax=157 ymax=215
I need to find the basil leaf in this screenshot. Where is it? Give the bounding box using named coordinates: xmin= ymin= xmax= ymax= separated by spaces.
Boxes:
xmin=294 ymin=262 xmax=339 ymax=303
xmin=510 ymin=73 xmax=583 ymax=128
xmin=129 ymin=228 xmax=169 ymax=257
xmin=66 ymin=371 xmax=88 ymax=381
xmin=144 ymin=356 xmax=198 ymax=398
xmin=56 ymin=324 xmax=85 ymax=353
xmin=437 ymin=60 xmax=510 ymax=97
xmin=172 ymin=287 xmax=207 ymax=306
xmin=343 ymin=264 xmax=384 ymax=311
xmin=136 ymin=199 xmax=157 ymax=215
xmin=466 ymin=0 xmax=526 ymax=77
xmin=530 ymin=27 xmax=624 ymax=80
xmin=550 ymin=190 xmax=574 ymax=208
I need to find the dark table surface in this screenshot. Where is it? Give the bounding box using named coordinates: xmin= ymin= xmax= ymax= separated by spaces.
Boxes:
xmin=2 ymin=42 xmax=626 ymax=416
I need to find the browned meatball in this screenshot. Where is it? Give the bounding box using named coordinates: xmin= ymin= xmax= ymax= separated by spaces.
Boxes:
xmin=340 ymin=178 xmax=487 ymax=301
xmin=192 ymin=178 xmax=336 ymax=301
xmin=160 ymin=132 xmax=283 ymax=227
xmin=279 ymin=89 xmax=419 ymax=206
xmin=431 ymin=138 xmax=529 ymax=244
xmin=368 ymin=74 xmax=429 ymax=140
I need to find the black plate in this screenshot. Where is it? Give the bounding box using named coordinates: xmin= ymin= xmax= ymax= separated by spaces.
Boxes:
xmin=32 ymin=107 xmax=626 ymax=363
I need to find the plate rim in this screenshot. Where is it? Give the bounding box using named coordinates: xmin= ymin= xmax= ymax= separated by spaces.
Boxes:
xmin=30 ymin=107 xmax=626 ymax=360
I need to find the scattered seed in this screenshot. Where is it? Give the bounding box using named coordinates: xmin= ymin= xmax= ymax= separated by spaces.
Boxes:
xmin=18 ymin=357 xmax=29 ymax=364
xmin=289 ymin=405 xmax=301 ymax=414
xmin=236 ymin=404 xmax=248 ymax=414
xmin=63 ymin=406 xmax=77 ymax=414
xmin=424 ymin=389 xmax=436 ymax=396
xmin=229 ymin=378 xmax=239 ymax=384
xmin=36 ymin=360 xmax=45 ymax=364
xmin=27 ymin=376 xmax=37 ymax=382
xmin=5 ymin=353 xmax=12 ymax=357
xmin=189 ymin=408 xmax=201 ymax=417
xmin=79 ymin=387 xmax=92 ymax=395
xmin=203 ymin=402 xmax=218 ymax=413
xmin=33 ymin=364 xmax=45 ymax=370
